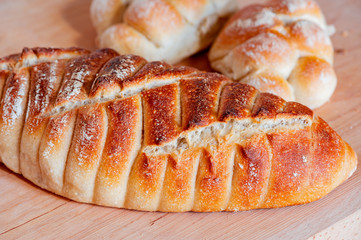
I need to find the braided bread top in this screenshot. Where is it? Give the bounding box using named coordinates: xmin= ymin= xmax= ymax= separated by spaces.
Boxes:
xmin=0 ymin=47 xmax=356 ymax=212
xmin=90 ymin=0 xmax=237 ymax=64
xmin=209 ymin=0 xmax=336 ymax=109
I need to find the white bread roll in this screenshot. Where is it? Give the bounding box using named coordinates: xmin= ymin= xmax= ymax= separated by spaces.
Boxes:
xmin=91 ymin=0 xmax=238 ymax=64
xmin=209 ymin=0 xmax=336 ymax=109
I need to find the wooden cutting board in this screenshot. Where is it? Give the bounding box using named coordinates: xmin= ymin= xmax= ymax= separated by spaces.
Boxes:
xmin=0 ymin=0 xmax=360 ymax=239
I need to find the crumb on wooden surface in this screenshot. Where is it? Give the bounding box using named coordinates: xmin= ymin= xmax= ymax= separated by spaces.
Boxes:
xmin=341 ymin=31 xmax=349 ymax=37
xmin=335 ymin=48 xmax=346 ymax=55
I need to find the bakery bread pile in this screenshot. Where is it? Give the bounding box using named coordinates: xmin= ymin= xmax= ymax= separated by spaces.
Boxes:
xmin=209 ymin=0 xmax=336 ymax=109
xmin=90 ymin=0 xmax=237 ymax=64
xmin=0 ymin=47 xmax=356 ymax=212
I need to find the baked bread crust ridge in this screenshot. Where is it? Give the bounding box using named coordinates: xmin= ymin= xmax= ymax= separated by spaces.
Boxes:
xmin=0 ymin=47 xmax=357 ymax=212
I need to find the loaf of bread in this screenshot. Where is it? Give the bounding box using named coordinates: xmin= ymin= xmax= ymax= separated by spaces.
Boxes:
xmin=0 ymin=47 xmax=356 ymax=212
xmin=90 ymin=0 xmax=237 ymax=64
xmin=209 ymin=0 xmax=336 ymax=109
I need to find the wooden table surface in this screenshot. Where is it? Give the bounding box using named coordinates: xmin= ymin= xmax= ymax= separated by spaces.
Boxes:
xmin=0 ymin=0 xmax=360 ymax=239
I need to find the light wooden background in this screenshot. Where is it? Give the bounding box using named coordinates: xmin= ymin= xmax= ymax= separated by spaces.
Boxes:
xmin=0 ymin=0 xmax=360 ymax=239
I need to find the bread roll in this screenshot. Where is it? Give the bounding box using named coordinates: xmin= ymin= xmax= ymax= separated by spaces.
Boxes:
xmin=209 ymin=0 xmax=336 ymax=109
xmin=0 ymin=47 xmax=356 ymax=212
xmin=90 ymin=0 xmax=237 ymax=64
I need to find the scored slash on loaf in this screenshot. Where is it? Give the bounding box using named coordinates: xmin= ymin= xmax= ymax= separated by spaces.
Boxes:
xmin=0 ymin=47 xmax=357 ymax=212
xmin=209 ymin=0 xmax=337 ymax=109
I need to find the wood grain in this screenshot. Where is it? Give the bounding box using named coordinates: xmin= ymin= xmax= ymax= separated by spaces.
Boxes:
xmin=308 ymin=208 xmax=361 ymax=240
xmin=0 ymin=0 xmax=360 ymax=239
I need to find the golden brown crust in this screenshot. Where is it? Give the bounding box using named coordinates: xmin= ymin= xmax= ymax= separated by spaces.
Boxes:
xmin=39 ymin=111 xmax=78 ymax=194
xmin=55 ymin=49 xmax=118 ymax=110
xmin=252 ymin=92 xmax=286 ymax=118
xmin=180 ymin=73 xmax=228 ymax=130
xmin=0 ymin=68 xmax=30 ymax=173
xmin=124 ymin=61 xmax=171 ymax=89
xmin=282 ymin=101 xmax=314 ymax=118
xmin=227 ymin=134 xmax=272 ymax=211
xmin=20 ymin=60 xmax=68 ymax=185
xmin=63 ymin=104 xmax=108 ymax=202
xmin=308 ymin=117 xmax=348 ymax=195
xmin=90 ymin=55 xmax=147 ymax=98
xmin=264 ymin=127 xmax=312 ymax=208
xmin=159 ymin=149 xmax=202 ymax=212
xmin=0 ymin=47 xmax=357 ymax=212
xmin=209 ymin=0 xmax=336 ymax=109
xmin=0 ymin=71 xmax=10 ymax=112
xmin=125 ymin=153 xmax=168 ymax=211
xmin=153 ymin=66 xmax=198 ymax=82
xmin=31 ymin=47 xmax=91 ymax=62
xmin=193 ymin=144 xmax=235 ymax=211
xmin=142 ymin=83 xmax=181 ymax=145
xmin=218 ymin=83 xmax=258 ymax=122
xmin=94 ymin=96 xmax=142 ymax=207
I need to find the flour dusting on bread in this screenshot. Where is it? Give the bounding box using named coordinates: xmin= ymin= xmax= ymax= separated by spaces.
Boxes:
xmin=0 ymin=47 xmax=357 ymax=212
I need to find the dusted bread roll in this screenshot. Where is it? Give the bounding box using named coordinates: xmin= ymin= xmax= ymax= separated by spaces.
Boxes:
xmin=209 ymin=0 xmax=336 ymax=109
xmin=90 ymin=0 xmax=237 ymax=64
xmin=0 ymin=47 xmax=356 ymax=212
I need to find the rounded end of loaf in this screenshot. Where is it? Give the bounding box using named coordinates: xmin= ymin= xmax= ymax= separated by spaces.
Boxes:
xmin=289 ymin=20 xmax=333 ymax=63
xmin=303 ymin=129 xmax=358 ymax=207
xmin=288 ymin=56 xmax=337 ymax=109
xmin=293 ymin=117 xmax=358 ymax=207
